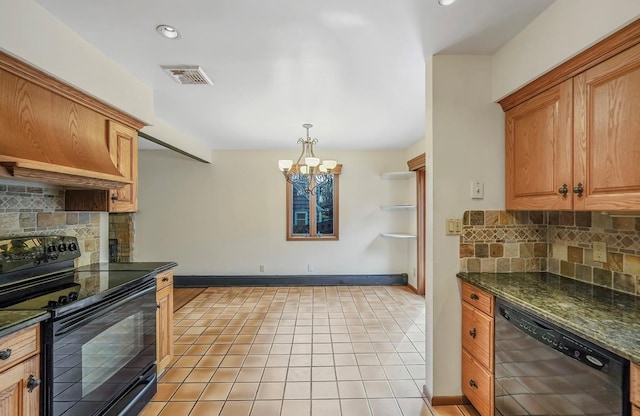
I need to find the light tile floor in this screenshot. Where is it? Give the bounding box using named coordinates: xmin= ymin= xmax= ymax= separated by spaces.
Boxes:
xmin=140 ymin=286 xmax=479 ymax=416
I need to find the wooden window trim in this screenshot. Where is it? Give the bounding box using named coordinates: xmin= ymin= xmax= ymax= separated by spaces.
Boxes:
xmin=286 ymin=167 xmax=340 ymax=241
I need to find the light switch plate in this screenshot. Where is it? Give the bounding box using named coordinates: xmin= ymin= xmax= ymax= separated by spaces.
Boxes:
xmin=446 ymin=218 xmax=462 ymax=235
xmin=471 ymin=181 xmax=484 ymax=199
xmin=593 ymin=241 xmax=607 ymax=263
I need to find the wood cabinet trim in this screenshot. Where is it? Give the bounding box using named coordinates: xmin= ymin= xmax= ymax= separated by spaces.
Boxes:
xmin=498 ymin=18 xmax=640 ymax=111
xmin=407 ymin=153 xmax=426 ymax=171
xmin=0 ymin=51 xmax=144 ymax=130
xmin=632 ymin=362 xmax=639 ymax=406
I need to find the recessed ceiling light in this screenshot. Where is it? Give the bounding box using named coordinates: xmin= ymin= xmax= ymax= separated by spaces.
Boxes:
xmin=438 ymin=0 xmax=456 ymax=5
xmin=156 ymin=24 xmax=181 ymax=40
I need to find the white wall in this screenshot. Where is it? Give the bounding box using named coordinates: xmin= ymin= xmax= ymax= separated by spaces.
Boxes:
xmin=424 ymin=55 xmax=505 ymax=398
xmin=136 ymin=149 xmax=415 ymax=277
xmin=0 ymin=0 xmax=153 ymax=123
xmin=492 ymin=0 xmax=640 ymax=100
xmin=0 ymin=0 xmax=210 ymax=161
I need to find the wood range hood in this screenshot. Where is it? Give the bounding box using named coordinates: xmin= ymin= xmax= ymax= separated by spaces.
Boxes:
xmin=0 ymin=51 xmax=144 ymax=190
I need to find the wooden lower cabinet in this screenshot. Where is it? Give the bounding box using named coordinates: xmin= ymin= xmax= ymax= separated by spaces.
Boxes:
xmin=156 ymin=270 xmax=174 ymax=375
xmin=461 ymin=302 xmax=494 ymax=370
xmin=461 ymin=281 xmax=495 ymax=416
xmin=0 ymin=324 xmax=40 ymax=416
xmin=462 ymin=349 xmax=493 ymax=416
xmin=633 ymin=406 xmax=639 ymax=416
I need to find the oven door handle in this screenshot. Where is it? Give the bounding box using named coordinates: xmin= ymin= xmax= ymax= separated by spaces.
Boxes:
xmin=55 ymin=284 xmax=155 ymax=336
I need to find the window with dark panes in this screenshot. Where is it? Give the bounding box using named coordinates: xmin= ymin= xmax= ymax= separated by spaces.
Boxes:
xmin=286 ymin=168 xmax=340 ymax=240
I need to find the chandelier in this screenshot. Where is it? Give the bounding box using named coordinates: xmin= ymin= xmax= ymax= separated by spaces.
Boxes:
xmin=278 ymin=124 xmax=337 ymax=195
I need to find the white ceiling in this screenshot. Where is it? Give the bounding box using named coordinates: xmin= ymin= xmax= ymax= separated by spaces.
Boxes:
xmin=36 ymin=0 xmax=553 ymax=151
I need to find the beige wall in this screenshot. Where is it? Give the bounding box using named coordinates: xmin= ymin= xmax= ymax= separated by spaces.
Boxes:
xmin=136 ymin=149 xmax=416 ymax=277
xmin=492 ymin=0 xmax=640 ymax=100
xmin=0 ymin=0 xmax=210 ymax=161
xmin=424 ymin=55 xmax=505 ymax=398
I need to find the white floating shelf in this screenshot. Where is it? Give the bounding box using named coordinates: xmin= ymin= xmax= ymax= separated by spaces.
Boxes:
xmin=380 ymin=171 xmax=414 ymax=180
xmin=381 ymin=205 xmax=416 ymax=211
xmin=380 ymin=233 xmax=416 ymax=239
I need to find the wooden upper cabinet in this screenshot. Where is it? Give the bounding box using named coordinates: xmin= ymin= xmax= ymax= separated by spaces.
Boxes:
xmin=65 ymin=121 xmax=139 ymax=212
xmin=108 ymin=121 xmax=138 ymax=212
xmin=573 ymin=42 xmax=640 ymax=210
xmin=505 ymin=80 xmax=573 ymax=210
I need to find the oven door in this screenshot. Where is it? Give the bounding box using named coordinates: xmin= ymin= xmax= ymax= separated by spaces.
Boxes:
xmin=46 ymin=281 xmax=156 ymax=416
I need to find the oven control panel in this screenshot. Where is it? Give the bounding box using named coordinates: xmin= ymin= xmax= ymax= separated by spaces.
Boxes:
xmin=0 ymin=236 xmax=81 ymax=274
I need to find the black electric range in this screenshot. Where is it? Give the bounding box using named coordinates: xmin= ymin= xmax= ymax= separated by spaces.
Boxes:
xmin=0 ymin=235 xmax=158 ymax=416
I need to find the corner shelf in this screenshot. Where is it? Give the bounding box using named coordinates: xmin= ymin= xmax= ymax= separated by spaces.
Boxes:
xmin=381 ymin=204 xmax=416 ymax=211
xmin=380 ymin=171 xmax=414 ymax=180
xmin=380 ymin=233 xmax=416 ymax=239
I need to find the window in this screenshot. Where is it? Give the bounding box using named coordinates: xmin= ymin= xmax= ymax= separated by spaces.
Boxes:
xmin=286 ymin=167 xmax=340 ymax=240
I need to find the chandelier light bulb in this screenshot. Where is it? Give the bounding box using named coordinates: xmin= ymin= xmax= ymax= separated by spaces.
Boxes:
xmin=319 ymin=165 xmax=328 ymax=173
xmin=323 ymin=160 xmax=337 ymax=170
xmin=300 ymin=165 xmax=309 ymax=174
xmin=278 ymin=160 xmax=293 ymax=171
xmin=305 ymin=157 xmax=320 ymax=167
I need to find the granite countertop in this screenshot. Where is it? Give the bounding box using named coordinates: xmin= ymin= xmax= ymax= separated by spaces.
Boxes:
xmin=75 ymin=262 xmax=178 ymax=274
xmin=0 ymin=310 xmax=49 ymax=338
xmin=457 ymin=272 xmax=640 ymax=364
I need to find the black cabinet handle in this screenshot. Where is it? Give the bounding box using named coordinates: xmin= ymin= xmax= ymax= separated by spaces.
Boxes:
xmin=469 ymin=293 xmax=479 ymax=300
xmin=27 ymin=375 xmax=41 ymax=392
xmin=573 ymin=183 xmax=584 ymax=197
xmin=162 ymin=277 xmax=169 ymax=282
xmin=469 ymin=379 xmax=478 ymax=388
xmin=558 ymin=184 xmax=568 ymax=197
xmin=156 ymin=304 xmax=161 ymax=309
xmin=0 ymin=348 xmax=11 ymax=360
xmin=469 ymin=328 xmax=477 ymax=339
xmin=111 ymin=194 xmax=118 ymax=203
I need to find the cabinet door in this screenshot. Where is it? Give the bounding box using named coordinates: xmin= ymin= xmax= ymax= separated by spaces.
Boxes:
xmin=461 ymin=302 xmax=494 ymax=371
xmin=156 ymin=284 xmax=173 ymax=375
xmin=108 ymin=121 xmax=138 ymax=212
xmin=505 ymin=79 xmax=573 ymax=210
xmin=0 ymin=356 xmax=39 ymax=416
xmin=574 ymin=43 xmax=640 ymax=210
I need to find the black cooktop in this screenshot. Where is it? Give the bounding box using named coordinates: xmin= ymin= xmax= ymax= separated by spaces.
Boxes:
xmin=0 ymin=269 xmax=153 ymax=314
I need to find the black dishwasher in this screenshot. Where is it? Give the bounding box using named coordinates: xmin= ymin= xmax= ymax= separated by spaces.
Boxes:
xmin=494 ymin=298 xmax=629 ymax=416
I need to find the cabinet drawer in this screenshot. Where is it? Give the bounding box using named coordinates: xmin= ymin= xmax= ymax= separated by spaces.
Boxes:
xmin=462 ymin=348 xmax=494 ymax=416
xmin=462 ymin=301 xmax=494 ymax=370
xmin=462 ymin=282 xmax=493 ymax=316
xmin=0 ymin=325 xmax=40 ymax=374
xmin=632 ymin=362 xmax=640 ymax=407
xmin=156 ymin=270 xmax=173 ymax=291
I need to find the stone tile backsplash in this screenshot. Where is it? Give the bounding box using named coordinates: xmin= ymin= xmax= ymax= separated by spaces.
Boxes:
xmin=109 ymin=213 xmax=135 ymax=262
xmin=460 ymin=210 xmax=640 ymax=296
xmin=0 ymin=181 xmax=101 ymax=266
xmin=459 ymin=210 xmax=548 ymax=274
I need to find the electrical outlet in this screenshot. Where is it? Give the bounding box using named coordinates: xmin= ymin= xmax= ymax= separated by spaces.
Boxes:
xmin=259 ymin=264 xmax=265 ymax=273
xmin=593 ymin=241 xmax=607 ymax=263
xmin=413 ymin=268 xmax=417 ymax=277
xmin=307 ymin=264 xmax=313 ymax=272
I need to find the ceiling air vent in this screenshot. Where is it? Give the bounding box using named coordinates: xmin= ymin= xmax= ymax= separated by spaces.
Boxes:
xmin=161 ymin=65 xmax=213 ymax=85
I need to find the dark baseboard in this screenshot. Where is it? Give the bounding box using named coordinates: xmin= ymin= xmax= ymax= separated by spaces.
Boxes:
xmin=174 ymin=273 xmax=408 ymax=288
